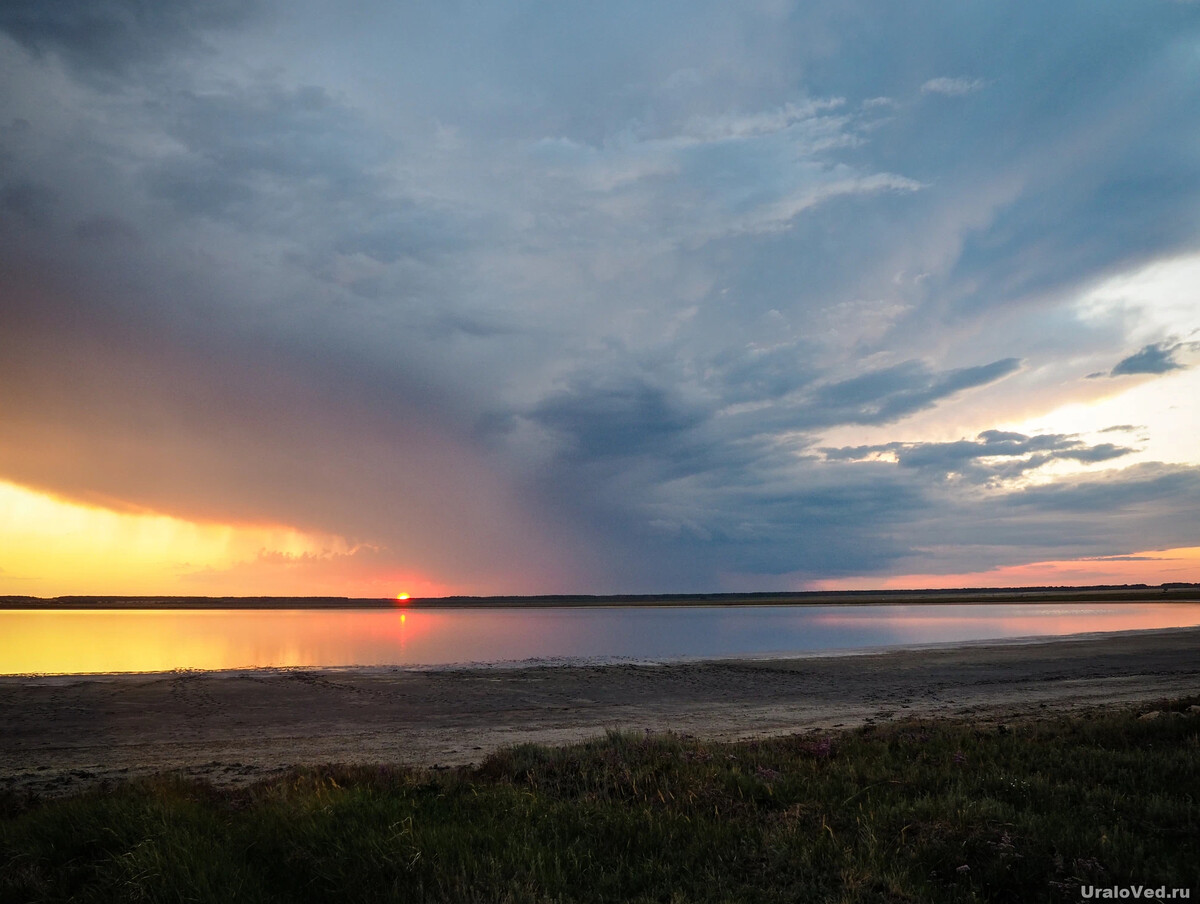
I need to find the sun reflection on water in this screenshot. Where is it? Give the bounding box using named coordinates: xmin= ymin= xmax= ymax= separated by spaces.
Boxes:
xmin=1 ymin=603 xmax=1198 ymax=676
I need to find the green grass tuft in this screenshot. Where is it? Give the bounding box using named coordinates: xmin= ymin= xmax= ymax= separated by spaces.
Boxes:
xmin=3 ymin=702 xmax=1198 ymax=902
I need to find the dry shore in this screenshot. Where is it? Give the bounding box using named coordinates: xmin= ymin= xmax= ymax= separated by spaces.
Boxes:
xmin=2 ymin=627 xmax=1198 ymax=797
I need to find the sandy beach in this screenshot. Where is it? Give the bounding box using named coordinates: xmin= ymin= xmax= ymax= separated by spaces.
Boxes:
xmin=2 ymin=627 xmax=1198 ymax=797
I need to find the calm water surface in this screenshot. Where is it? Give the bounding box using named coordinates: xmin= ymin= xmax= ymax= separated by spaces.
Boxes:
xmin=2 ymin=603 xmax=1199 ymax=675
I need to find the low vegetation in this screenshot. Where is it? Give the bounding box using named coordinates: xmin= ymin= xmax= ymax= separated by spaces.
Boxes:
xmin=3 ymin=702 xmax=1198 ymax=902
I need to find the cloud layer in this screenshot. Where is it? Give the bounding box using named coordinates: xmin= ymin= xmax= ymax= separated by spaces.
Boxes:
xmin=2 ymin=0 xmax=1199 ymax=592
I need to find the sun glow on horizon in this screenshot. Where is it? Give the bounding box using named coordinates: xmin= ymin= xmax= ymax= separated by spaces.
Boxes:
xmin=812 ymin=546 xmax=1200 ymax=592
xmin=0 ymin=480 xmax=354 ymax=596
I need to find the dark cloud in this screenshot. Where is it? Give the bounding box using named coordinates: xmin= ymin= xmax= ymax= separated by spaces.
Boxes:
xmin=533 ymin=377 xmax=706 ymax=462
xmin=681 ymin=476 xmax=926 ymax=578
xmin=526 ymin=356 xmax=1020 ymax=489
xmin=817 ymin=462 xmax=1200 ymax=579
xmin=703 ymin=342 xmax=817 ymax=404
xmin=0 ymin=180 xmax=55 ymax=225
xmin=0 ymin=0 xmax=255 ymax=75
xmin=822 ymin=431 xmax=1134 ymax=484
xmin=567 ymin=459 xmax=931 ymax=588
xmin=1110 ymin=342 xmax=1185 ymax=376
xmin=564 ymin=453 xmax=1200 ymax=588
xmin=806 ymin=358 xmax=1021 ymax=426
xmin=1002 ymin=463 xmax=1200 ymax=514
xmin=144 ymin=84 xmax=387 ymax=223
xmin=1086 ymin=555 xmax=1168 ymax=562
xmin=1065 ymin=444 xmax=1134 ymax=463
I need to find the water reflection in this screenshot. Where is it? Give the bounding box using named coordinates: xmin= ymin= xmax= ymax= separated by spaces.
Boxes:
xmin=1 ymin=603 xmax=1198 ymax=676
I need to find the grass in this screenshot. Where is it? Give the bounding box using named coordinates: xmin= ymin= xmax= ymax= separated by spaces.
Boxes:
xmin=2 ymin=702 xmax=1198 ymax=903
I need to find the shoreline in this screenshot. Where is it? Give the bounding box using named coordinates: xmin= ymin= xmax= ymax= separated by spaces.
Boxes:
xmin=2 ymin=626 xmax=1198 ymax=797
xmin=4 ymin=586 xmax=1198 ymax=611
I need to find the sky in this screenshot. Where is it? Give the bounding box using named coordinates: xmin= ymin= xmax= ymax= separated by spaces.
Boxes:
xmin=1 ymin=0 xmax=1199 ymax=597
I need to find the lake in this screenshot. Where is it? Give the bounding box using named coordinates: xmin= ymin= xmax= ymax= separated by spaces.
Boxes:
xmin=2 ymin=602 xmax=1199 ymax=675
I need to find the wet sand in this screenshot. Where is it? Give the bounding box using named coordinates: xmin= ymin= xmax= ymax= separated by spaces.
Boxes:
xmin=2 ymin=627 xmax=1198 ymax=796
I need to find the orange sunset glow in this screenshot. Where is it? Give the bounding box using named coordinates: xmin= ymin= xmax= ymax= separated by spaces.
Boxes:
xmin=813 ymin=547 xmax=1200 ymax=592
xmin=0 ymin=480 xmax=452 ymax=599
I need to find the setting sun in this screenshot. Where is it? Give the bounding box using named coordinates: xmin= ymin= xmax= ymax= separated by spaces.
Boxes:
xmin=396 ymin=593 xmax=410 ymax=601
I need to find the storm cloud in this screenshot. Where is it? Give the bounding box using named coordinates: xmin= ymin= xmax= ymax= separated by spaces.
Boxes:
xmin=1110 ymin=342 xmax=1186 ymax=376
xmin=2 ymin=0 xmax=1199 ymax=593
xmin=823 ymin=431 xmax=1135 ymax=483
